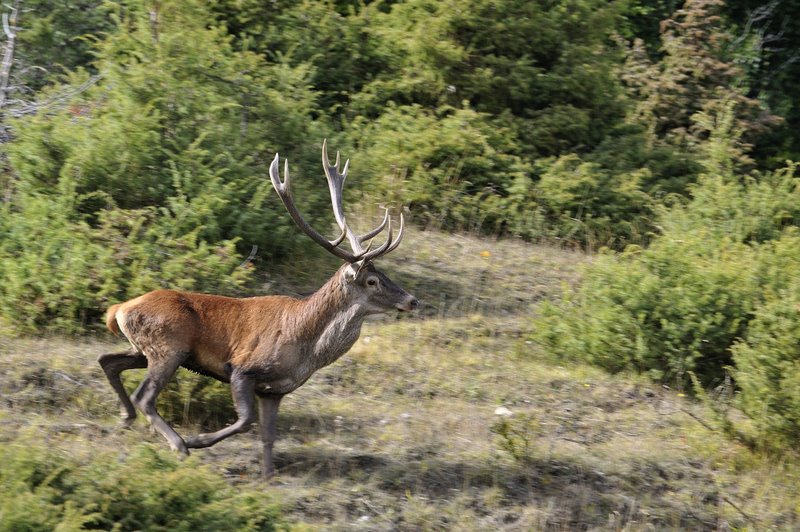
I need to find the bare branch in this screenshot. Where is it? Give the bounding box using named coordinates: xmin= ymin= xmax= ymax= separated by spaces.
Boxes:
xmin=4 ymin=74 xmax=101 ymax=119
xmin=0 ymin=0 xmax=19 ymax=112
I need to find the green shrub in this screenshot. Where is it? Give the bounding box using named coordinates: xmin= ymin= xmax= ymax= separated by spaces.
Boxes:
xmin=535 ymin=234 xmax=758 ymax=386
xmin=534 ymin=155 xmax=799 ymax=380
xmin=732 ymin=231 xmax=800 ymax=448
xmin=349 ymin=104 xmax=531 ymax=235
xmin=659 ymin=163 xmax=800 ymax=244
xmin=491 ymin=413 xmax=541 ymax=463
xmin=348 ymin=105 xmax=661 ymax=248
xmin=0 ymin=436 xmax=283 ymax=531
xmin=0 ymin=436 xmax=95 ymax=531
xmin=0 ymin=191 xmax=117 ymax=335
xmin=533 ymin=159 xmax=800 ymax=446
xmin=0 ymin=191 xmax=251 ymax=335
xmin=534 ymin=154 xmax=654 ymax=248
xmin=6 ymin=12 xmax=321 ymax=257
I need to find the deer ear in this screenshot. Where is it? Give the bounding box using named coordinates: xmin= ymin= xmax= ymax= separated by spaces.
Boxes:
xmin=343 ymin=264 xmax=358 ymax=283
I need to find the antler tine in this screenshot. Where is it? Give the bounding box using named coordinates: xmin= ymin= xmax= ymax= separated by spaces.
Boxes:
xmin=330 ymin=224 xmax=348 ymax=247
xmin=269 ymin=153 xmax=357 ymax=262
xmin=359 ymin=213 xmax=396 ymax=262
xmin=384 ymin=212 xmax=405 ymax=255
xmin=358 ymin=209 xmax=390 ymax=243
xmin=321 ymin=139 xmax=348 ymax=229
xmin=331 ymin=148 xmax=351 ymax=179
xmin=273 ymin=140 xmax=406 ymax=264
xmin=366 ymin=212 xmax=405 ymax=261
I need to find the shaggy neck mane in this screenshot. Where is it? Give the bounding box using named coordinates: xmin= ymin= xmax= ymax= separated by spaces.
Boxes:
xmin=289 ymin=265 xmax=363 ymax=353
xmin=288 ymin=264 xmax=364 ymax=365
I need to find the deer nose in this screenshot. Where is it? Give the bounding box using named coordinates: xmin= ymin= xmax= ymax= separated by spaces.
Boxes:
xmin=408 ymin=297 xmax=420 ymax=311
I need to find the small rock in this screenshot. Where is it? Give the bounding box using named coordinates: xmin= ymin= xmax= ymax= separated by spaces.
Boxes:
xmin=494 ymin=406 xmax=513 ymax=417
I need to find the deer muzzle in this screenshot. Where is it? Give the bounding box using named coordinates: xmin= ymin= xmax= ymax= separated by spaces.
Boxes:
xmin=397 ymin=296 xmax=421 ymax=312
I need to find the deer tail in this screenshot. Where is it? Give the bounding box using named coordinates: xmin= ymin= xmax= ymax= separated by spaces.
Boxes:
xmin=105 ymin=304 xmax=122 ymax=336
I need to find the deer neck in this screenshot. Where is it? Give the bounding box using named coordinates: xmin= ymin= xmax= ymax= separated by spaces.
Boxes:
xmin=297 ymin=266 xmax=366 ymax=367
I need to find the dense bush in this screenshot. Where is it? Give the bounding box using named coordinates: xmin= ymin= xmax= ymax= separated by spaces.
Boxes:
xmin=535 ymin=234 xmax=759 ymax=385
xmin=732 ymin=232 xmax=800 ymax=448
xmin=217 ymin=0 xmax=639 ymax=240
xmin=348 ymin=104 xmax=531 ymax=234
xmin=534 ymin=159 xmax=800 ymax=445
xmin=533 ymin=155 xmax=655 ymax=248
xmin=7 ymin=0 xmax=326 ymax=250
xmin=0 ymin=0 xmax=331 ymax=333
xmin=0 ymin=188 xmax=251 ymax=335
xmin=0 ymin=436 xmax=284 ymax=531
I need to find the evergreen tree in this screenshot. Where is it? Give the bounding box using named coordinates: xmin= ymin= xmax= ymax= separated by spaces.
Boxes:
xmin=0 ymin=0 xmax=326 ymax=332
xmin=623 ymin=0 xmax=779 ymax=169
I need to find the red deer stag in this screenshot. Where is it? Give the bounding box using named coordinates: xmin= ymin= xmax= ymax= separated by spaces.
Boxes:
xmin=99 ymin=140 xmax=418 ymax=478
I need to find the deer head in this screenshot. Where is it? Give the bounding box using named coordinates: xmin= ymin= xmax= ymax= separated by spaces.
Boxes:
xmin=269 ymin=140 xmax=418 ymax=314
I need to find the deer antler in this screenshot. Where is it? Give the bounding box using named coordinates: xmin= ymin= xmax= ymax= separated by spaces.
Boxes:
xmin=269 ymin=140 xmax=404 ymax=264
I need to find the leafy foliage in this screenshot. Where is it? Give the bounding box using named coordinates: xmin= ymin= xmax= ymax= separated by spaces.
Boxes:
xmin=348 ymin=104 xmax=531 ymax=234
xmin=212 ymin=0 xmax=634 ymax=242
xmin=534 ymin=155 xmax=654 ymax=247
xmin=732 ymin=231 xmax=800 ymax=448
xmin=0 ymin=0 xmax=331 ymax=332
xmin=534 ymin=119 xmax=800 ymax=446
xmin=535 ymin=234 xmax=760 ymax=385
xmin=0 ymin=152 xmax=252 ymax=335
xmin=8 ymin=0 xmax=325 ymax=250
xmin=11 ymin=0 xmax=115 ymax=92
xmin=0 ymin=436 xmax=283 ymax=531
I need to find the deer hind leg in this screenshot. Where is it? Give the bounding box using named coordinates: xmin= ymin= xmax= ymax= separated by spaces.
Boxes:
xmin=98 ymin=349 xmax=148 ymax=427
xmin=184 ymin=369 xmax=257 ymax=449
xmin=131 ymin=351 xmax=191 ymax=455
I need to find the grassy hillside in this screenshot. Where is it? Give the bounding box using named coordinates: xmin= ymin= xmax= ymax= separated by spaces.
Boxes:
xmin=1 ymin=230 xmax=798 ymax=530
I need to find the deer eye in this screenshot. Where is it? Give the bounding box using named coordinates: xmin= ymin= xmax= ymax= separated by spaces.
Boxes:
xmin=367 ymin=278 xmax=378 ymax=287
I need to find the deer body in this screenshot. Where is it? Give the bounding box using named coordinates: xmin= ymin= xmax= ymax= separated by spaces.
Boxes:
xmin=110 ymin=263 xmax=397 ymax=393
xmin=99 ymin=143 xmax=417 ymax=478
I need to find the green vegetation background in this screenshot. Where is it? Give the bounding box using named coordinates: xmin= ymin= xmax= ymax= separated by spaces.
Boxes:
xmin=1 ymin=0 xmax=800 ymax=528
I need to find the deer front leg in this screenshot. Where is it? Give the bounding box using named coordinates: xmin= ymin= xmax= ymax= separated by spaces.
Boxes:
xmin=184 ymin=370 xmax=257 ymax=449
xmin=257 ymin=394 xmax=283 ymax=480
xmin=98 ymin=349 xmax=147 ymax=427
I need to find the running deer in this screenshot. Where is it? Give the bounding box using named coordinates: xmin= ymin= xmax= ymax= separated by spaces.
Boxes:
xmin=98 ymin=140 xmax=419 ymax=478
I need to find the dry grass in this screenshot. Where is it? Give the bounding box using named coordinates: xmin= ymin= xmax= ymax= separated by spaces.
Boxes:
xmin=1 ymin=228 xmax=799 ymax=530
